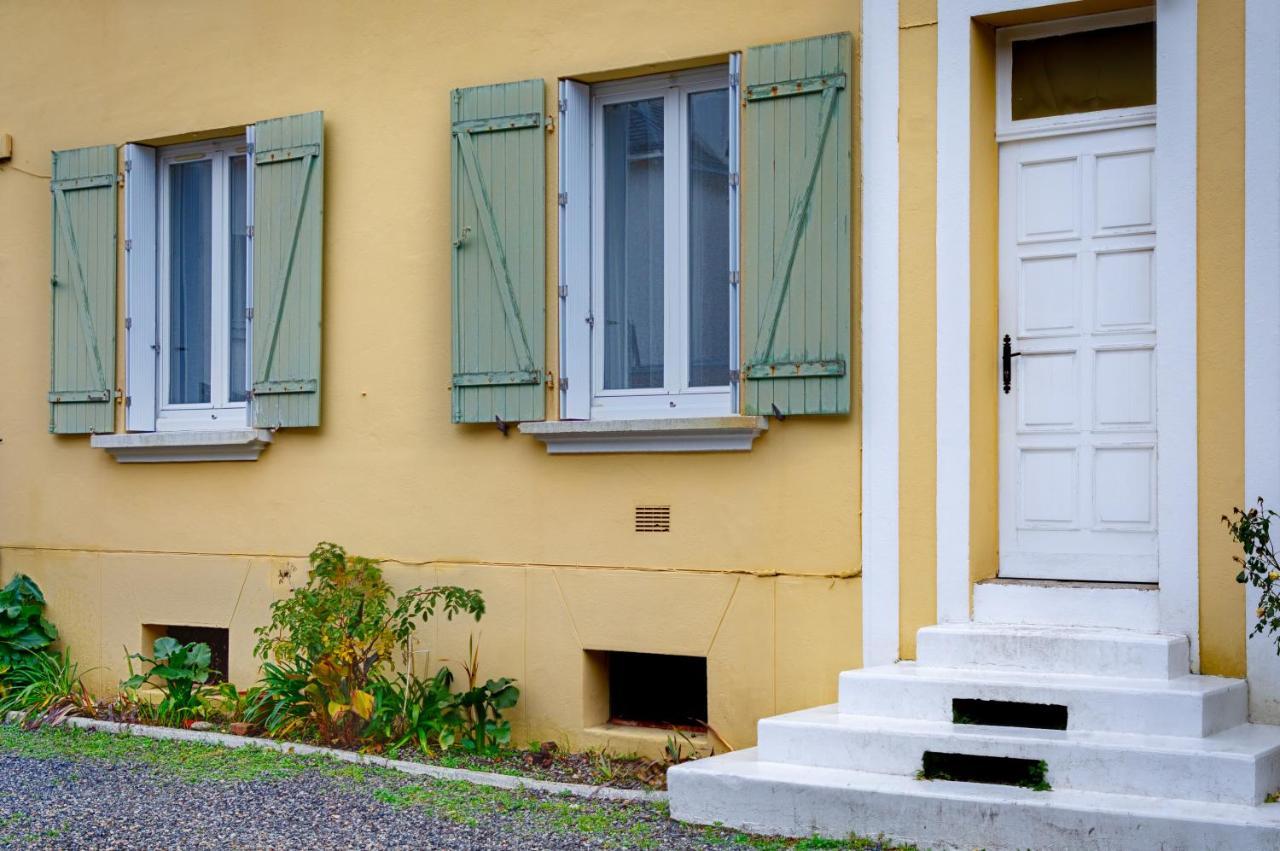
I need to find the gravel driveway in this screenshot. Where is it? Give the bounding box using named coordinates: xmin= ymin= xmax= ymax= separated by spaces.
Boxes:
xmin=0 ymin=726 xmax=875 ymax=850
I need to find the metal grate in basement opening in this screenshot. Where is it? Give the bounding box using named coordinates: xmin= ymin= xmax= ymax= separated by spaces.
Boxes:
xmin=634 ymin=505 xmax=671 ymax=533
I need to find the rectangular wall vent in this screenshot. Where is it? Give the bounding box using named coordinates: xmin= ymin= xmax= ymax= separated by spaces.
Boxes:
xmin=634 ymin=505 xmax=671 ymax=533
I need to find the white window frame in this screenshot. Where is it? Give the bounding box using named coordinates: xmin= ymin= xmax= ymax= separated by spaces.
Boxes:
xmin=153 ymin=136 xmax=251 ymax=432
xmin=995 ymin=8 xmax=1157 ymax=143
xmin=560 ymin=64 xmax=737 ymax=421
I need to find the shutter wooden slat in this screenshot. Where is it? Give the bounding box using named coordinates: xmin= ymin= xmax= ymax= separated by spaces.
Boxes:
xmin=743 ymin=33 xmax=852 ymax=416
xmin=450 ymin=79 xmax=546 ymax=424
xmin=251 ymin=111 xmax=323 ymax=428
xmin=49 ymin=144 xmax=117 ymax=434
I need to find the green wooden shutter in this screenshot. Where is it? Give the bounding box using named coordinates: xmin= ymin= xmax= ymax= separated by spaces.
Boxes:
xmin=450 ymin=80 xmax=545 ymax=424
xmin=252 ymin=111 xmax=323 ymax=428
xmin=743 ymin=33 xmax=852 ymax=416
xmin=49 ymin=144 xmax=118 ymax=434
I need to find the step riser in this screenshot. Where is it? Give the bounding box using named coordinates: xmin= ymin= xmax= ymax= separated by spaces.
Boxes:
xmin=669 ymin=751 xmax=1280 ymax=851
xmin=917 ymin=625 xmax=1189 ymax=679
xmin=973 ymin=582 xmax=1160 ymax=631
xmin=757 ymin=718 xmax=1278 ymax=805
xmin=838 ymin=672 xmax=1247 ymax=738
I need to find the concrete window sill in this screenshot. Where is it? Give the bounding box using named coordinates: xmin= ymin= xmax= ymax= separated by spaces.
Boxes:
xmin=519 ymin=416 xmax=767 ymax=454
xmin=90 ymin=429 xmax=273 ymax=463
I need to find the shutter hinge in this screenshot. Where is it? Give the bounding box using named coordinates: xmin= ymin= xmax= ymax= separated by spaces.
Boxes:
xmin=729 ymin=171 xmax=740 ymax=188
xmin=730 ymin=270 xmax=741 ymax=286
xmin=125 ymin=317 xmax=132 ymax=330
xmin=124 ymin=238 xmax=133 ymax=252
xmin=246 ymin=307 xmax=254 ymax=320
xmin=586 ymin=311 xmax=595 ymax=329
xmin=729 ymin=72 xmax=740 ymax=88
xmin=560 ymin=376 xmax=569 ymax=391
xmin=558 ymin=285 xmax=568 ymax=299
xmin=124 ymin=159 xmax=132 ymax=173
xmin=558 ymin=192 xmax=568 ymax=207
xmin=246 ymin=142 xmax=255 ymax=155
xmin=125 ymin=395 xmax=132 ymax=407
xmin=729 ymin=369 xmax=741 ymax=382
xmin=558 ymin=98 xmax=567 ymax=114
xmin=246 ymin=224 xmax=254 ymax=239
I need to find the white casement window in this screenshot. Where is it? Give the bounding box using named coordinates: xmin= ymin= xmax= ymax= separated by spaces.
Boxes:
xmin=560 ymin=64 xmax=739 ymax=420
xmin=126 ymin=135 xmax=253 ymax=431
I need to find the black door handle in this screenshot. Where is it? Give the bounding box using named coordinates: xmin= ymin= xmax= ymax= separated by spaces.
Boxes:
xmin=1002 ymin=334 xmax=1021 ymax=394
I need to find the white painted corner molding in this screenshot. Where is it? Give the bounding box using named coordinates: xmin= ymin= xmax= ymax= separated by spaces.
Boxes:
xmin=91 ymin=429 xmax=273 ymax=462
xmin=860 ymin=0 xmax=901 ymax=666
xmin=519 ymin=416 xmax=767 ymax=454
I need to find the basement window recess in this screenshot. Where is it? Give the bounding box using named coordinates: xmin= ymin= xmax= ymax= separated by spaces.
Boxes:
xmin=142 ymin=624 xmax=230 ymax=684
xmin=589 ymin=651 xmax=708 ymax=734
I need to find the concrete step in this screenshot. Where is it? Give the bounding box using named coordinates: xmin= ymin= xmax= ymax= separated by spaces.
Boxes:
xmin=917 ymin=622 xmax=1189 ymax=679
xmin=972 ymin=579 xmax=1160 ymax=631
xmin=839 ymin=663 xmax=1245 ymax=738
xmin=669 ymin=748 xmax=1280 ymax=851
xmin=756 ymin=706 xmax=1280 ymax=805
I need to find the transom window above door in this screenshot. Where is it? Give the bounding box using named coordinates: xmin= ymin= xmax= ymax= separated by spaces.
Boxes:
xmin=564 ymin=66 xmax=738 ymax=420
xmin=156 ymin=138 xmax=251 ymax=429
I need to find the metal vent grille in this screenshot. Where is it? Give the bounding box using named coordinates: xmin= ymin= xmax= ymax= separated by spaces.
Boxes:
xmin=634 ymin=505 xmax=671 ymax=533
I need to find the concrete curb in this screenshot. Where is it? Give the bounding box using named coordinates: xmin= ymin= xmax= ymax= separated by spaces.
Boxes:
xmin=5 ymin=714 xmax=667 ymax=803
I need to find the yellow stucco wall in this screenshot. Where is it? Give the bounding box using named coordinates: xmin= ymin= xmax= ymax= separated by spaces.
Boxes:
xmin=0 ymin=0 xmax=862 ymax=756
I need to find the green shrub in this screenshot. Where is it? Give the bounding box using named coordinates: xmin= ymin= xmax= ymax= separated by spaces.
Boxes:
xmin=0 ymin=574 xmax=58 ymax=668
xmin=1225 ymin=498 xmax=1280 ymax=651
xmin=366 ymin=665 xmax=458 ymax=754
xmin=122 ymin=637 xmax=214 ymax=723
xmin=254 ymin=542 xmax=487 ymax=749
xmin=0 ymin=648 xmax=95 ymax=726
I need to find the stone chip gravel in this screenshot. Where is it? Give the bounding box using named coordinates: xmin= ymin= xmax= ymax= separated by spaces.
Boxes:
xmin=0 ymin=747 xmax=742 ymax=850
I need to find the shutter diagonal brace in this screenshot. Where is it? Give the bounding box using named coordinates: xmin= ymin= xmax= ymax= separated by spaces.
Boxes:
xmin=254 ymin=150 xmax=316 ymax=392
xmin=746 ymin=82 xmax=845 ymax=378
xmin=51 ymin=183 xmax=111 ymax=399
xmin=454 ymin=127 xmax=538 ymax=382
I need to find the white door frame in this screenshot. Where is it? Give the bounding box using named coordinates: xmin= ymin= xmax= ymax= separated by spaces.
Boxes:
xmin=937 ymin=0 xmax=1199 ymax=667
xmin=1244 ymin=0 xmax=1280 ymax=719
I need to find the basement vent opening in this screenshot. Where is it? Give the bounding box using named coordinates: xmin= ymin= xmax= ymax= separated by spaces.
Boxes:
xmin=596 ymin=650 xmax=706 ymax=732
xmin=952 ymin=698 xmax=1068 ymax=731
xmin=634 ymin=505 xmax=671 ymax=533
xmin=142 ymin=624 xmax=230 ymax=684
xmin=921 ymin=751 xmax=1051 ymax=790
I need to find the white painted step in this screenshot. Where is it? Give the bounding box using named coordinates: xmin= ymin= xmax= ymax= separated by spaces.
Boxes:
xmin=839 ymin=663 xmax=1245 ymax=738
xmin=757 ymin=705 xmax=1280 ymax=805
xmin=972 ymin=579 xmax=1160 ymax=631
xmin=669 ymin=748 xmax=1280 ymax=850
xmin=917 ymin=622 xmax=1189 ymax=679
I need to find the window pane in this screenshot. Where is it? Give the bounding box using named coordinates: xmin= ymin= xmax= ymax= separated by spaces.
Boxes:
xmin=168 ymin=159 xmax=212 ymax=405
xmin=1011 ymin=23 xmax=1155 ymax=121
xmin=687 ymin=88 xmax=730 ymax=387
xmin=602 ymin=97 xmax=664 ymax=390
xmin=228 ymin=155 xmax=248 ymax=403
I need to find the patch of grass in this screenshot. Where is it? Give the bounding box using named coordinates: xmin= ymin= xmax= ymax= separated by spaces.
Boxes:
xmin=0 ymin=724 xmax=389 ymax=784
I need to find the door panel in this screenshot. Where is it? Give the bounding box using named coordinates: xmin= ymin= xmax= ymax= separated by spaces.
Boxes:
xmin=998 ymin=125 xmax=1158 ymax=582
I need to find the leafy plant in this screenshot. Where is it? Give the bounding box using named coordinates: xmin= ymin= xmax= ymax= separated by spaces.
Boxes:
xmin=1225 ymin=498 xmax=1280 ymax=650
xmin=0 ymin=649 xmax=96 ymax=727
xmin=253 ymin=542 xmax=486 ymax=749
xmin=204 ymin=682 xmax=267 ymax=726
xmin=0 ymin=575 xmax=58 ymax=668
xmin=122 ymin=637 xmax=214 ymax=723
xmin=447 ymin=636 xmax=519 ymax=754
xmin=366 ymin=665 xmax=458 ymax=754
xmin=252 ymin=657 xmax=313 ymax=739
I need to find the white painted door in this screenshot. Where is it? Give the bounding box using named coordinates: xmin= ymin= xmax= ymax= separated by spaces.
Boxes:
xmin=998 ymin=125 xmax=1158 ymax=582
